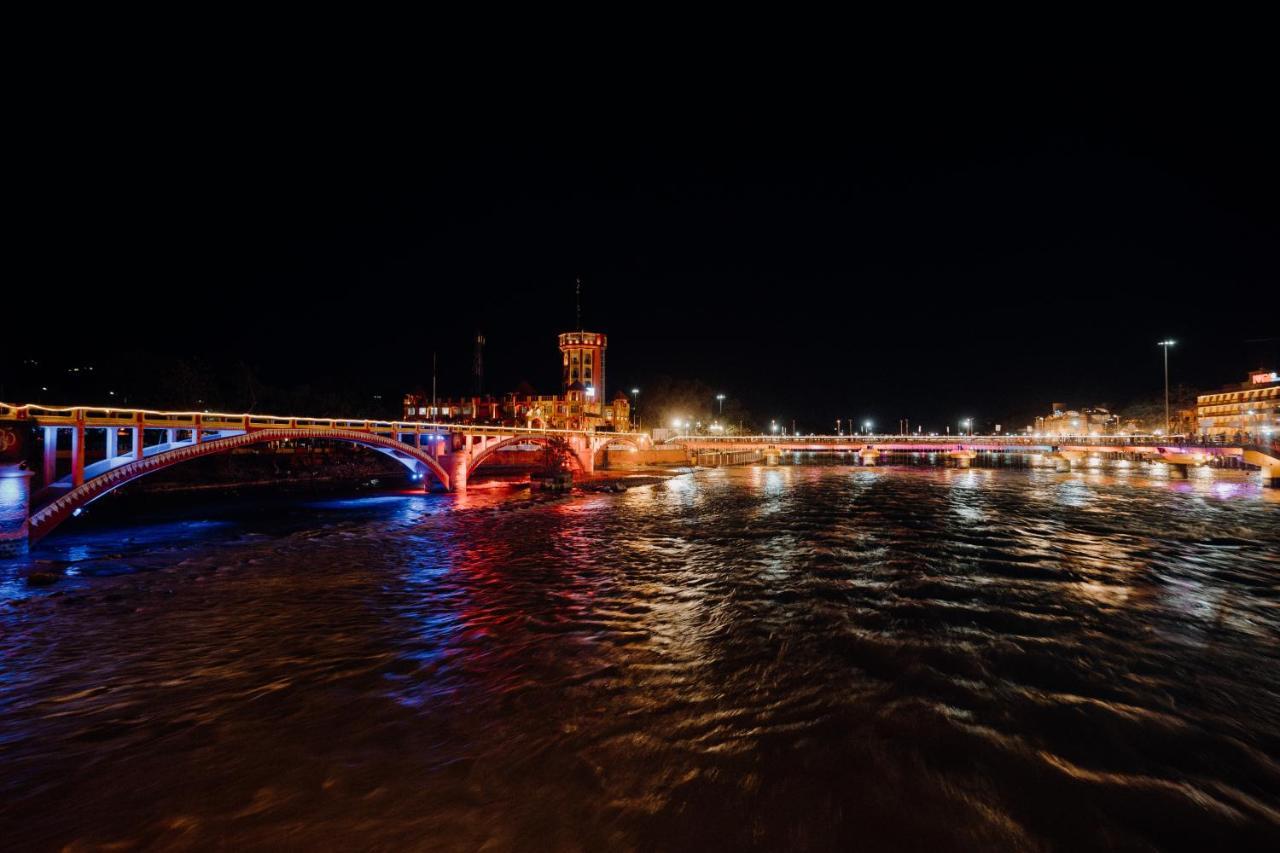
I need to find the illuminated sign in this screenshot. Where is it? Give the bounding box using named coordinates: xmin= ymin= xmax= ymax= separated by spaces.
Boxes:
xmin=1252 ymin=371 xmax=1279 ymax=384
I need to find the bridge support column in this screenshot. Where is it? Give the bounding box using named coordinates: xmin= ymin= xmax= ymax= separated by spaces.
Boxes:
xmin=104 ymin=427 xmax=118 ymax=459
xmin=563 ymin=435 xmax=594 ymax=476
xmin=42 ymin=427 xmax=57 ymax=487
xmin=71 ymin=424 xmax=85 ymax=487
xmin=443 ymin=450 xmax=469 ymax=493
xmin=133 ymin=427 xmax=144 ymax=460
xmin=442 ymin=433 xmax=471 ymax=494
xmin=1262 ymin=463 xmax=1280 ymax=489
xmin=1051 ymin=450 xmax=1083 ymax=473
xmin=0 ymin=464 xmax=35 ymax=556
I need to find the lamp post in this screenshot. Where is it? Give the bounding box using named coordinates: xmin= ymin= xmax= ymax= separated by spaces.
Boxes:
xmin=863 ymin=420 xmax=872 ymax=436
xmin=631 ymin=387 xmax=639 ymax=428
xmin=716 ymin=393 xmax=725 ymax=416
xmin=1158 ymin=340 xmax=1175 ymax=436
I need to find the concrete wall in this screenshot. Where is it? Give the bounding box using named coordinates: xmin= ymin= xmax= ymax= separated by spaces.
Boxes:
xmin=473 ymin=450 xmax=550 ymax=469
xmin=607 ymin=448 xmax=690 ymax=467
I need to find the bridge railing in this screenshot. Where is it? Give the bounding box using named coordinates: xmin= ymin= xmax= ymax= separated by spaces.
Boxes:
xmin=0 ymin=402 xmax=650 ymax=440
xmin=666 ymin=433 xmax=1221 ymax=447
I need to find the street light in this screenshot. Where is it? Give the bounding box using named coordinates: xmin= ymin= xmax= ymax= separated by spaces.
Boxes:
xmin=716 ymin=393 xmax=725 ymax=415
xmin=863 ymin=420 xmax=872 ymax=435
xmin=631 ymin=387 xmax=639 ymax=428
xmin=771 ymin=420 xmax=779 ymax=434
xmin=962 ymin=418 xmax=972 ymax=436
xmin=1158 ymin=340 xmax=1175 ymax=436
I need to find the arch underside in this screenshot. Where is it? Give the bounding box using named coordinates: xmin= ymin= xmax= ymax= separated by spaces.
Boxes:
xmin=28 ymin=429 xmax=450 ymax=543
xmin=468 ymin=434 xmax=584 ymax=476
xmin=593 ymin=435 xmax=643 ymax=461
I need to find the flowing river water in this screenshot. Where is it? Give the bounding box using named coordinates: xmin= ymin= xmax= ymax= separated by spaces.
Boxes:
xmin=2 ymin=461 xmax=1279 ymax=851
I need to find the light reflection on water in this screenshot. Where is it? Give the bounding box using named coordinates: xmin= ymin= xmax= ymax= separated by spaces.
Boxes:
xmin=1 ymin=462 xmax=1278 ymax=851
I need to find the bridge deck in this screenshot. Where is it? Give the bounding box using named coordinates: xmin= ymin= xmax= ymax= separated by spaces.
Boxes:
xmin=1 ymin=402 xmax=648 ymax=441
xmin=667 ymin=434 xmax=1274 ymax=455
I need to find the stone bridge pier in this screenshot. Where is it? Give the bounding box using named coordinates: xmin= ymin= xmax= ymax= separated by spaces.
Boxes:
xmin=568 ymin=435 xmax=595 ymax=476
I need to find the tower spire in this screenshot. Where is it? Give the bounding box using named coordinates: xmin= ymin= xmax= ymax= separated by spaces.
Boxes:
xmin=575 ymin=275 xmax=582 ymax=331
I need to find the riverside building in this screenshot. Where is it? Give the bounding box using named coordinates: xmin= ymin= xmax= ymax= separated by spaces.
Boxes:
xmin=1032 ymin=404 xmax=1120 ymax=437
xmin=1196 ymin=370 xmax=1280 ymax=440
xmin=403 ymin=330 xmax=630 ymax=431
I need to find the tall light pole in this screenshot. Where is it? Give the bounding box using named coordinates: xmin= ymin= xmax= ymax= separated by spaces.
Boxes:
xmin=1158 ymin=340 xmax=1175 ymax=435
xmin=716 ymin=393 xmax=725 ymax=416
xmin=631 ymin=387 xmax=640 ymax=429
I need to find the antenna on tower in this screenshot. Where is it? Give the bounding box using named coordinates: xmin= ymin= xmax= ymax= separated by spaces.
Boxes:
xmin=473 ymin=333 xmax=485 ymax=397
xmin=575 ymin=275 xmax=582 ymax=331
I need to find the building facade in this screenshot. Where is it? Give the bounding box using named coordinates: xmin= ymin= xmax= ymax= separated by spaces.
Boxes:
xmin=1032 ymin=403 xmax=1120 ymax=437
xmin=559 ymin=331 xmax=606 ymax=404
xmin=402 ymin=330 xmax=629 ymax=431
xmin=1196 ymin=370 xmax=1280 ymax=440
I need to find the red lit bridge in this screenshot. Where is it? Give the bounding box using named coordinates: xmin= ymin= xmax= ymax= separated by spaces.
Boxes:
xmin=0 ymin=403 xmax=651 ymax=549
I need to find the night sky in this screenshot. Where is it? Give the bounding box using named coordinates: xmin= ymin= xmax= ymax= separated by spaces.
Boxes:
xmin=10 ymin=75 xmax=1277 ymax=432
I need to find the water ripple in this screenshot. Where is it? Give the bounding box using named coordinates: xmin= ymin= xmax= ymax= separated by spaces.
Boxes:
xmin=1 ymin=464 xmax=1278 ymax=850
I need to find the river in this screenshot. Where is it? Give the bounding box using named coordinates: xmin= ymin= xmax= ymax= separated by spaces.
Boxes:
xmin=2 ymin=462 xmax=1278 ymax=851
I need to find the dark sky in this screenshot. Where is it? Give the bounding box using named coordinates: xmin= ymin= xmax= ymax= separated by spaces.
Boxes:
xmin=10 ymin=73 xmax=1277 ymax=431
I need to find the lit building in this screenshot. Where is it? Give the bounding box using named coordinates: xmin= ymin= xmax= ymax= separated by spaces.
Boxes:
xmin=402 ymin=331 xmax=630 ymax=431
xmin=1032 ymin=403 xmax=1120 ymax=436
xmin=559 ymin=331 xmax=606 ymax=405
xmin=1196 ymin=369 xmax=1280 ymax=440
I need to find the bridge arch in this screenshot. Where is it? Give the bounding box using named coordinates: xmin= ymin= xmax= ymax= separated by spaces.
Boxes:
xmin=592 ymin=434 xmax=645 ymax=464
xmin=27 ymin=428 xmax=450 ymax=543
xmin=467 ymin=434 xmax=585 ymax=477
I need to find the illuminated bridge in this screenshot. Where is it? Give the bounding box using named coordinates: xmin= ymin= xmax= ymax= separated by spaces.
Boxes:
xmin=667 ymin=433 xmax=1280 ymax=484
xmin=0 ymin=403 xmax=651 ymax=549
